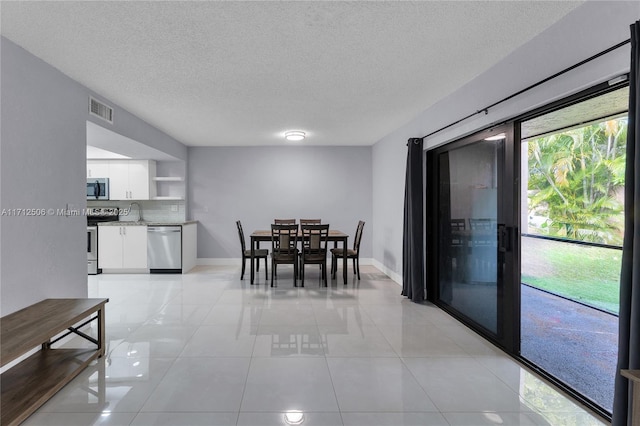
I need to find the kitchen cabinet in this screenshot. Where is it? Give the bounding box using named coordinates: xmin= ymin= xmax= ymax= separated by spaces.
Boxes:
xmin=108 ymin=160 xmax=157 ymax=200
xmin=87 ymin=160 xmax=110 ymax=178
xmin=182 ymin=222 xmax=197 ymax=273
xmin=98 ymin=225 xmax=147 ymax=269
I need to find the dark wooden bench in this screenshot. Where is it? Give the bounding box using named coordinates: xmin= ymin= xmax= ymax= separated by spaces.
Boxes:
xmin=0 ymin=298 xmax=108 ymax=426
xmin=622 ymin=370 xmax=640 ymax=426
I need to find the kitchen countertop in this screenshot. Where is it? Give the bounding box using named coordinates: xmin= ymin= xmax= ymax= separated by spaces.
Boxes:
xmin=98 ymin=220 xmax=198 ymax=226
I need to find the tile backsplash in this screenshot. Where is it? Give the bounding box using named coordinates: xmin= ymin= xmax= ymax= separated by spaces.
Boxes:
xmin=88 ymin=200 xmax=185 ymax=222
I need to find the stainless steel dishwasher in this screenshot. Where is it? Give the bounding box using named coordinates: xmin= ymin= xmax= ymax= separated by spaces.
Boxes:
xmin=147 ymin=226 xmax=182 ymax=273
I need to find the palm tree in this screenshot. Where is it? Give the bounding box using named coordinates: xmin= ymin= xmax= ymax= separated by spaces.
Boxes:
xmin=527 ymin=117 xmax=627 ymax=245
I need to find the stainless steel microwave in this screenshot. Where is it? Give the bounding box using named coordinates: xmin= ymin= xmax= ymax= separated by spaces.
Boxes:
xmin=87 ymin=178 xmax=109 ymax=200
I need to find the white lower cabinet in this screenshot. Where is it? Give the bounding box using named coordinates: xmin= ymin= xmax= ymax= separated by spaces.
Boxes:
xmin=98 ymin=226 xmax=147 ymax=269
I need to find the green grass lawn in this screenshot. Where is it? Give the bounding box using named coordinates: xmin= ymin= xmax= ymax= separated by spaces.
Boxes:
xmin=521 ymin=236 xmax=621 ymax=315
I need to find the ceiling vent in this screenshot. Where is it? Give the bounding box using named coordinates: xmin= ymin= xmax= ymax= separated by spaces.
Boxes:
xmin=89 ymin=96 xmax=113 ymax=123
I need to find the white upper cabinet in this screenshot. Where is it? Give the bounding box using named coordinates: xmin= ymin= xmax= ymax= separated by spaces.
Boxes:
xmin=126 ymin=160 xmax=155 ymax=200
xmin=88 ymin=160 xmax=157 ymax=200
xmin=86 ymin=161 xmax=110 ymax=178
xmin=108 ymin=161 xmax=130 ymax=200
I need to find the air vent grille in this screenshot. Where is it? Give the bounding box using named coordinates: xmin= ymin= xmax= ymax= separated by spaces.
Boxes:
xmin=89 ymin=97 xmax=113 ymax=123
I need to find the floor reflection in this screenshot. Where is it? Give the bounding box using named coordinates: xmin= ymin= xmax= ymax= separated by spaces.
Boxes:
xmin=22 ymin=265 xmax=605 ymax=426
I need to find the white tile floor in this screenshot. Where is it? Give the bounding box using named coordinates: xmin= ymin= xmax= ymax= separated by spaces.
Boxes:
xmin=24 ymin=265 xmax=607 ymax=426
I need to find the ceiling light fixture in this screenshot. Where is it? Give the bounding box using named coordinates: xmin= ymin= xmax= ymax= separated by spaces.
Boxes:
xmin=283 ymin=410 xmax=305 ymax=425
xmin=284 ymin=131 xmax=306 ymax=141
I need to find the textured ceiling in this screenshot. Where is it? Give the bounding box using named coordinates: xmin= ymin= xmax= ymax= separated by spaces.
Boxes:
xmin=522 ymin=86 xmax=629 ymax=140
xmin=1 ymin=1 xmax=582 ymax=147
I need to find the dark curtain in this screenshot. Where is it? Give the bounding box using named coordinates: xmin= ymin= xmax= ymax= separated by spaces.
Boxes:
xmin=402 ymin=138 xmax=425 ymax=301
xmin=613 ymin=20 xmax=640 ymax=426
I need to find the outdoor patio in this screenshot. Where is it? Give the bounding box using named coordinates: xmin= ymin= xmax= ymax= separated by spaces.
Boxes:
xmin=521 ymin=283 xmax=618 ymax=413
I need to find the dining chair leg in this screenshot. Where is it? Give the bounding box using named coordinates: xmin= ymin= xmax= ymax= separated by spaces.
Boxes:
xmin=356 ymin=257 xmax=361 ymax=280
xmin=322 ymin=262 xmax=327 ymax=286
xmin=264 ymin=257 xmax=268 ymax=280
xmin=270 ymin=260 xmax=275 ymax=287
xmin=330 ymin=254 xmax=335 ymax=279
xmin=353 ymin=258 xmax=357 ymax=274
xmin=294 ymin=258 xmax=298 ymax=287
xmin=300 ymin=262 xmax=305 ymax=287
xmin=241 ymin=256 xmax=246 ymax=280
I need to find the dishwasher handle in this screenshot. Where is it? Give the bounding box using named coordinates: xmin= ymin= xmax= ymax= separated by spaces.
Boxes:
xmin=148 ymin=226 xmax=182 ymax=232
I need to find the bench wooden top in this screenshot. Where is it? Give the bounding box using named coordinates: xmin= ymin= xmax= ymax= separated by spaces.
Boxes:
xmin=0 ymin=298 xmax=108 ymax=367
xmin=622 ymin=369 xmax=640 ymax=383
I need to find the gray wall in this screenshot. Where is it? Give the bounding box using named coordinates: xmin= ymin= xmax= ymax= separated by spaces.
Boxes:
xmin=371 ymin=2 xmax=638 ymax=281
xmin=188 ymin=146 xmax=372 ymax=259
xmin=1 ymin=37 xmax=88 ymax=315
xmin=0 ymin=37 xmax=187 ymax=315
xmin=87 ymin=107 xmax=187 ymax=163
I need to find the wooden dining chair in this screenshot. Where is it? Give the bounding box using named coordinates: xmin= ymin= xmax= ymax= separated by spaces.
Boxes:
xmin=270 ymin=224 xmax=300 ymax=287
xmin=331 ymin=220 xmax=365 ymax=280
xmin=299 ymin=220 xmax=322 ymax=273
xmin=236 ymin=220 xmax=268 ymax=280
xmin=274 ymin=219 xmax=296 ymax=224
xmin=300 ymin=224 xmax=330 ymax=287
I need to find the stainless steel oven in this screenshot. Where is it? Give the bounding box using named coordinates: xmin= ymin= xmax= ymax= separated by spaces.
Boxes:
xmin=86 ymin=207 xmax=119 ymax=275
xmin=87 ymin=226 xmax=98 ymax=274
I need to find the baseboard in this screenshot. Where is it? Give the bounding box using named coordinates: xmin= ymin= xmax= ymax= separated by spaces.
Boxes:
xmin=198 ymin=257 xmax=375 ymax=267
xmin=196 ymin=258 xmax=403 ymax=286
xmin=372 ymin=259 xmax=402 ymax=286
xmin=197 ymin=258 xmax=242 ymax=266
xmin=196 ymin=257 xmax=372 ymax=269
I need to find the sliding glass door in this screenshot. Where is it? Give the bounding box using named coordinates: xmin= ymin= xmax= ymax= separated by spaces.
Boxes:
xmin=427 ymin=82 xmax=628 ymax=418
xmin=427 ymin=124 xmax=518 ymax=350
xmin=518 ymin=85 xmax=628 ymax=414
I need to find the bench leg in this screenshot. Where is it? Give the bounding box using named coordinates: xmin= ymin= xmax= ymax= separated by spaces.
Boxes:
xmin=98 ymin=306 xmax=106 ymax=357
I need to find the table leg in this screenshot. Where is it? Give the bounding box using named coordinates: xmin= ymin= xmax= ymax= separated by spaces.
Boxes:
xmin=250 ymin=237 xmax=255 ymax=284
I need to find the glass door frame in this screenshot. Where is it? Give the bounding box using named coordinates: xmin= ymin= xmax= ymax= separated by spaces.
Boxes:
xmin=426 ymin=123 xmax=520 ymax=354
xmin=425 ymin=78 xmax=628 ymax=421
xmin=513 ymin=79 xmax=628 ymax=421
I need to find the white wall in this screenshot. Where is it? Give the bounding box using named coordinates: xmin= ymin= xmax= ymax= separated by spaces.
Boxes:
xmin=188 ymin=146 xmax=372 ymax=260
xmin=0 ymin=37 xmax=187 ymax=315
xmin=371 ymin=1 xmax=638 ymax=282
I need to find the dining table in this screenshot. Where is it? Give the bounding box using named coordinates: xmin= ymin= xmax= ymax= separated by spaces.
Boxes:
xmin=249 ymin=229 xmax=349 ymax=285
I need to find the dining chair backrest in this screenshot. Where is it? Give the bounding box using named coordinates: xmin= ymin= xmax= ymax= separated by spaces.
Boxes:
xmin=353 ymin=220 xmax=365 ymax=252
xmin=469 ymin=218 xmax=495 ymax=247
xmin=450 ymin=218 xmax=466 ymax=247
xmin=451 ymin=218 xmax=466 ymax=232
xmin=301 ymin=224 xmax=329 ymax=256
xmin=469 ymin=218 xmax=495 ymax=231
xmin=274 ymin=219 xmax=296 ymax=225
xmin=300 ymin=219 xmax=321 ymax=225
xmin=271 ymin=224 xmax=299 ymax=256
xmin=236 ymin=220 xmax=246 ymax=252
